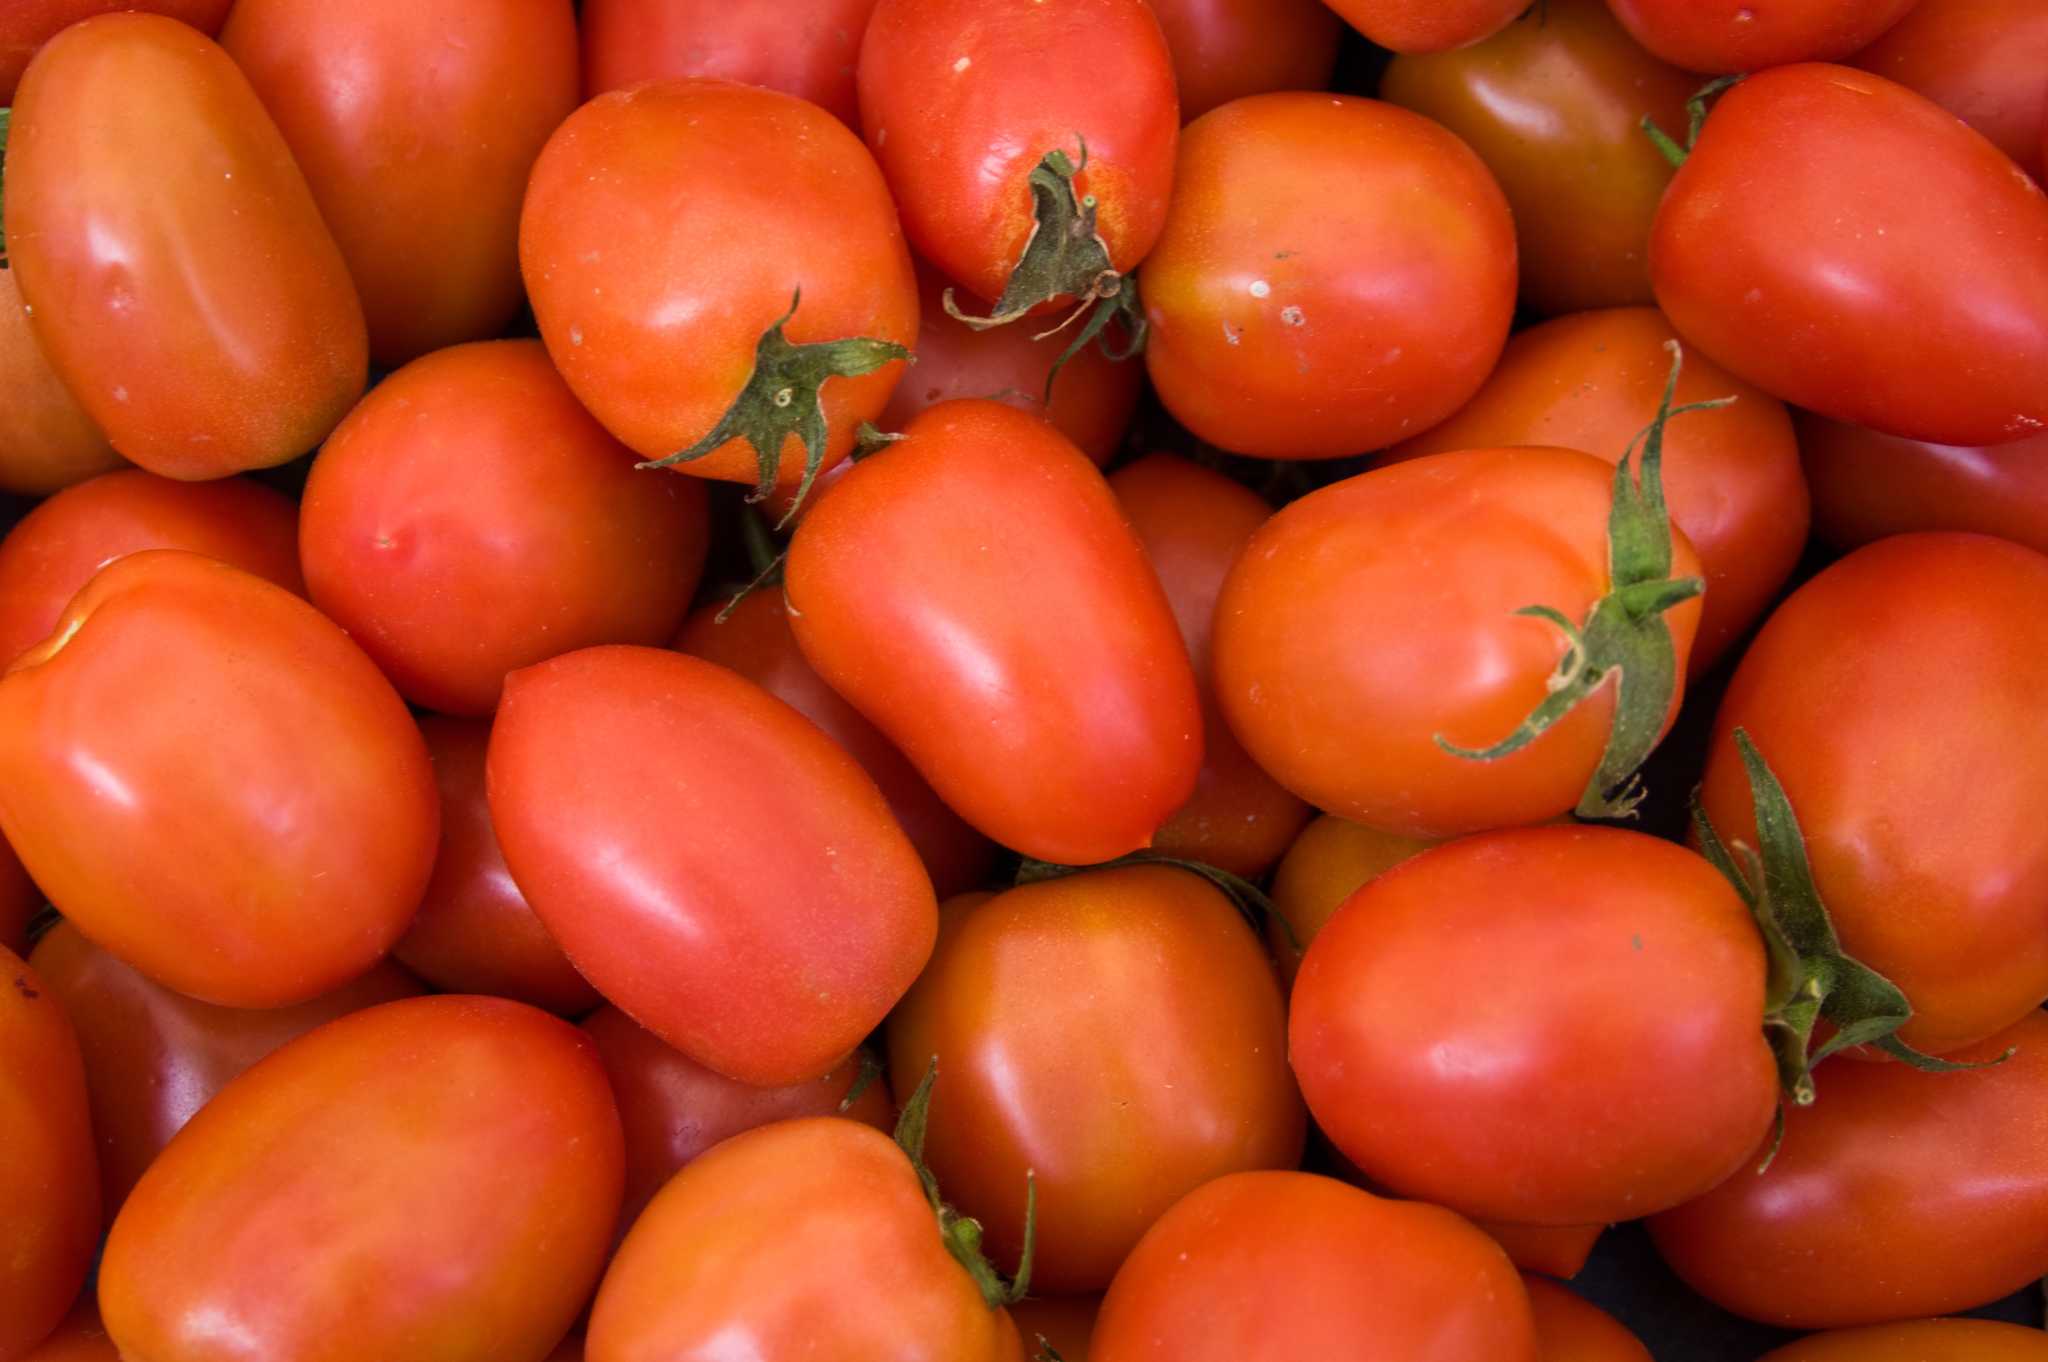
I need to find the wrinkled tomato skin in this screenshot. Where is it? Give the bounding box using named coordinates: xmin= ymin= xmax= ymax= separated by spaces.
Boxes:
xmin=17 ymin=1301 xmax=119 ymax=1362
xmin=588 ymin=1118 xmax=1026 ymax=1362
xmin=785 ymin=400 xmax=1201 ymax=865
xmin=1140 ymin=0 xmax=1340 ymax=122
xmin=0 ymin=0 xmax=230 ymax=102
xmin=1322 ymin=0 xmax=1524 ymax=53
xmin=0 ymin=551 xmax=439 ymax=1009
xmin=1849 ymin=0 xmax=2048 ymax=181
xmin=1608 ymin=0 xmax=1920 ymax=73
xmin=1759 ymin=1319 xmax=2048 ymax=1362
xmin=300 ymin=340 xmax=710 ymax=716
xmin=581 ymin=0 xmax=880 ymax=126
xmin=222 ymin=0 xmax=579 ymax=366
xmin=100 ymin=996 xmax=624 ymax=1362
xmin=1483 ymin=1224 xmax=1606 ymax=1282
xmin=887 ymin=867 xmax=1305 ymax=1292
xmin=1649 ymin=1013 xmax=2048 ymax=1328
xmin=1267 ymin=815 xmax=1437 ymax=985
xmin=1799 ymin=412 xmax=2048 ymax=555
xmin=1009 ymin=1297 xmax=1098 ymax=1362
xmin=0 ymin=836 xmax=39 ymax=957
xmin=6 ymin=15 xmax=367 ymax=479
xmin=1651 ymin=64 xmax=2048 ymax=447
xmin=0 ymin=267 xmax=122 ymax=497
xmin=1142 ymin=94 xmax=1517 ymax=459
xmin=1523 ymin=1278 xmax=1652 ymax=1362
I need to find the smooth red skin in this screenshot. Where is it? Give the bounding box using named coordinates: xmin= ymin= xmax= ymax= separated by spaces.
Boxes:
xmin=0 ymin=267 xmax=123 ymax=497
xmin=1386 ymin=308 xmax=1808 ymax=674
xmin=6 ymin=15 xmax=367 ymax=478
xmin=1651 ymin=64 xmax=2048 ymax=447
xmin=1268 ymin=816 xmax=1437 ymax=987
xmin=1322 ymin=0 xmax=1525 ymax=52
xmin=1698 ymin=533 xmax=2048 ymax=1057
xmin=222 ymin=0 xmax=578 ymax=367
xmin=785 ymin=400 xmax=1202 ymax=865
xmin=0 ymin=837 xmax=37 ymax=957
xmin=1608 ymin=0 xmax=1922 ymax=73
xmin=1140 ymin=0 xmax=1340 ymax=122
xmin=581 ymin=0 xmax=880 ymax=125
xmin=0 ymin=467 xmax=302 ymax=666
xmin=0 ymin=0 xmax=229 ymax=101
xmin=1849 ymin=0 xmax=2048 ymax=181
xmin=489 ymin=646 xmax=936 ymax=1085
xmin=1010 ymin=1297 xmax=1098 ymax=1362
xmin=1800 ymin=409 xmax=2048 ymax=556
xmin=1523 ymin=1278 xmax=1651 ymax=1362
xmin=521 ymin=80 xmax=916 ymax=489
xmin=588 ymin=1118 xmax=1025 ymax=1362
xmin=1108 ymin=454 xmax=1309 ymax=877
xmin=18 ymin=1302 xmax=119 ymax=1362
xmin=1481 ymin=1224 xmax=1607 ymax=1282
xmin=888 ymin=867 xmax=1306 ymax=1292
xmin=673 ymin=593 xmax=995 ymax=900
xmin=1650 ymin=1013 xmax=2048 ymax=1328
xmin=1094 ymin=1171 xmax=1538 ymax=1362
xmin=1143 ymin=93 xmax=1517 ymax=459
xmin=1760 ymin=1320 xmax=2048 ymax=1362
xmin=395 ymin=717 xmax=598 ymax=1015
xmin=1292 ymin=826 xmax=1778 ymax=1226
xmin=0 ymin=552 xmax=439 ymax=1009
xmin=300 ymin=340 xmax=710 ymax=716
xmin=1213 ymin=447 xmax=1702 ymax=839
xmin=858 ymin=0 xmax=1179 ymax=305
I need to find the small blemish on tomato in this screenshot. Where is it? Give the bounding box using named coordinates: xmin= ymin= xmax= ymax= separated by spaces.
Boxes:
xmin=12 ymin=975 xmax=38 ymax=1000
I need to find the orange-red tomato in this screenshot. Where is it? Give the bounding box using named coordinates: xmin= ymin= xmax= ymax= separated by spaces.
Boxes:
xmin=1010 ymin=1296 xmax=1099 ymax=1362
xmin=1268 ymin=815 xmax=1437 ymax=985
xmin=1759 ymin=1319 xmax=2048 ymax=1362
xmin=1523 ymin=1278 xmax=1651 ymax=1362
xmin=0 ymin=0 xmax=230 ymax=101
xmin=0 ymin=836 xmax=35 ymax=957
xmin=1321 ymin=0 xmax=1525 ymax=53
xmin=1849 ymin=0 xmax=2048 ymax=182
xmin=1609 ymin=0 xmax=1922 ymax=72
xmin=581 ymin=0 xmax=881 ymax=126
xmin=0 ymin=551 xmax=438 ymax=1008
xmin=1140 ymin=0 xmax=1340 ymax=121
xmin=1483 ymin=1224 xmax=1607 ymax=1282
xmin=1799 ymin=412 xmax=2048 ymax=555
xmin=0 ymin=267 xmax=121 ymax=497
xmin=17 ymin=1301 xmax=119 ymax=1362
xmin=6 ymin=14 xmax=366 ymax=478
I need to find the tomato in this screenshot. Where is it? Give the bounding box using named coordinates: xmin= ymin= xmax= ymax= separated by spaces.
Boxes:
xmin=17 ymin=1301 xmax=118 ymax=1362
xmin=1140 ymin=0 xmax=1340 ymax=122
xmin=489 ymin=645 xmax=936 ymax=1085
xmin=1759 ymin=1319 xmax=2048 ymax=1362
xmin=1320 ymin=0 xmax=1525 ymax=53
xmin=393 ymin=717 xmax=598 ymax=1014
xmin=27 ymin=920 xmax=422 ymax=1220
xmin=0 ymin=467 xmax=302 ymax=666
xmin=5 ymin=14 xmax=366 ymax=479
xmin=1609 ymin=0 xmax=1921 ymax=72
xmin=1482 ymin=1224 xmax=1606 ymax=1282
xmin=784 ymin=400 xmax=1201 ymax=865
xmin=1292 ymin=826 xmax=1778 ymax=1226
xmin=1010 ymin=1296 xmax=1098 ymax=1362
xmin=1848 ymin=0 xmax=2048 ymax=182
xmin=581 ymin=0 xmax=880 ymax=127
xmin=1093 ymin=1171 xmax=1537 ymax=1362
xmin=1385 ymin=308 xmax=1808 ymax=673
xmin=0 ymin=266 xmax=121 ymax=496
xmin=1651 ymin=64 xmax=2048 ymax=447
xmin=299 ymin=340 xmax=710 ymax=716
xmin=1522 ymin=1279 xmax=1651 ymax=1362
xmin=887 ymin=867 xmax=1304 ymax=1291
xmin=1649 ymin=1012 xmax=2048 ymax=1328
xmin=587 ymin=1118 xmax=1025 ymax=1362
xmin=1799 ymin=412 xmax=2048 ymax=556
xmin=100 ymin=996 xmax=622 ymax=1362
xmin=0 ymin=551 xmax=438 ymax=1009
xmin=0 ymin=0 xmax=230 ymax=102
xmin=222 ymin=0 xmax=579 ymax=366
xmin=1378 ymin=2 xmax=1695 ymax=317
xmin=1268 ymin=815 xmax=1436 ymax=985
xmin=1142 ymin=93 xmax=1517 ymax=459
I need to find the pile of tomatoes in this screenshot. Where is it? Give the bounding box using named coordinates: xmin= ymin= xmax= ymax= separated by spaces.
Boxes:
xmin=5 ymin=0 xmax=2048 ymax=1359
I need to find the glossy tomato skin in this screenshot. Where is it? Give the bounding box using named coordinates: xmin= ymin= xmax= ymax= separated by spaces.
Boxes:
xmin=521 ymin=80 xmax=916 ymax=489
xmin=1322 ymin=0 xmax=1524 ymax=52
xmin=1267 ymin=815 xmax=1437 ymax=985
xmin=1650 ymin=1013 xmax=2048 ymax=1328
xmin=1143 ymin=93 xmax=1516 ymax=459
xmin=300 ymin=340 xmax=710 ymax=715
xmin=17 ymin=1301 xmax=119 ymax=1362
xmin=1523 ymin=1278 xmax=1651 ymax=1362
xmin=1759 ymin=1319 xmax=2048 ymax=1362
xmin=1849 ymin=0 xmax=2048 ymax=181
xmin=581 ymin=0 xmax=880 ymax=126
xmin=6 ymin=14 xmax=366 ymax=478
xmin=784 ymin=400 xmax=1201 ymax=865
xmin=0 ymin=266 xmax=122 ymax=497
xmin=1610 ymin=0 xmax=1921 ymax=73
xmin=1799 ymin=411 xmax=2048 ymax=555
xmin=1651 ymin=64 xmax=2048 ymax=447
xmin=0 ymin=551 xmax=438 ymax=1009
xmin=1009 ymin=1297 xmax=1098 ymax=1362
xmin=0 ymin=0 xmax=230 ymax=102
xmin=1140 ymin=0 xmax=1340 ymax=122
xmin=588 ymin=1118 xmax=1026 ymax=1362
xmin=223 ymin=0 xmax=578 ymax=366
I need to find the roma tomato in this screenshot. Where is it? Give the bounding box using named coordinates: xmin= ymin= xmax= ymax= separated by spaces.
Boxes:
xmin=1608 ymin=0 xmax=1922 ymax=73
xmin=5 ymin=14 xmax=366 ymax=478
xmin=0 ymin=835 xmax=37 ymax=957
xmin=1140 ymin=0 xmax=1340 ymax=122
xmin=1849 ymin=0 xmax=2048 ymax=181
xmin=222 ymin=0 xmax=579 ymax=366
xmin=1759 ymin=1320 xmax=2048 ymax=1362
xmin=0 ymin=266 xmax=121 ymax=497
xmin=299 ymin=340 xmax=710 ymax=715
xmin=1321 ymin=0 xmax=1525 ymax=53
xmin=1142 ymin=93 xmax=1516 ymax=459
xmin=0 ymin=0 xmax=230 ymax=102
xmin=1010 ymin=1296 xmax=1098 ymax=1362
xmin=17 ymin=1302 xmax=118 ymax=1362
xmin=1799 ymin=412 xmax=2048 ymax=556
xmin=581 ymin=0 xmax=881 ymax=126
xmin=1523 ymin=1278 xmax=1651 ymax=1362
xmin=784 ymin=400 xmax=1201 ymax=865
xmin=1268 ymin=815 xmax=1436 ymax=985
xmin=1651 ymin=64 xmax=2048 ymax=446
xmin=1482 ymin=1224 xmax=1607 ymax=1282
xmin=488 ymin=645 xmax=936 ymax=1085
xmin=0 ymin=551 xmax=438 ymax=1009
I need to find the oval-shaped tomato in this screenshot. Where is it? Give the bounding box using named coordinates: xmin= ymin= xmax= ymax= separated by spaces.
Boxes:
xmin=222 ymin=0 xmax=578 ymax=366
xmin=1010 ymin=1296 xmax=1098 ymax=1362
xmin=1849 ymin=0 xmax=2048 ymax=182
xmin=1651 ymin=64 xmax=2048 ymax=447
xmin=588 ymin=1117 xmax=1025 ymax=1362
xmin=0 ymin=0 xmax=230 ymax=101
xmin=1759 ymin=1319 xmax=2048 ymax=1362
xmin=1523 ymin=1279 xmax=1651 ymax=1362
xmin=1142 ymin=93 xmax=1516 ymax=459
xmin=1799 ymin=412 xmax=2048 ymax=556
xmin=0 ymin=551 xmax=438 ymax=1008
xmin=1610 ymin=0 xmax=1921 ymax=72
xmin=1321 ymin=0 xmax=1524 ymax=53
xmin=785 ymin=400 xmax=1201 ymax=865
xmin=300 ymin=340 xmax=710 ymax=715
xmin=0 ymin=266 xmax=122 ymax=497
xmin=1268 ymin=815 xmax=1436 ymax=985
xmin=1141 ymin=0 xmax=1340 ymax=122
xmin=0 ymin=836 xmax=35 ymax=957
xmin=17 ymin=1301 xmax=118 ymax=1362
xmin=1483 ymin=1224 xmax=1607 ymax=1282
xmin=581 ymin=0 xmax=880 ymax=126
xmin=6 ymin=14 xmax=366 ymax=478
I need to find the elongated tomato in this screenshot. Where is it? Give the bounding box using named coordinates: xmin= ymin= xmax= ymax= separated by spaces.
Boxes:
xmin=1849 ymin=0 xmax=2048 ymax=182
xmin=1322 ymin=0 xmax=1524 ymax=53
xmin=1799 ymin=413 xmax=2048 ymax=554
xmin=1610 ymin=0 xmax=1922 ymax=73
xmin=0 ymin=266 xmax=122 ymax=496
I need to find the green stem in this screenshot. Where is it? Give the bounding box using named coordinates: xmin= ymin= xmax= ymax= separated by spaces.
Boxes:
xmin=894 ymin=1059 xmax=1036 ymax=1310
xmin=1640 ymin=74 xmax=1745 ymax=169
xmin=1015 ymin=851 xmax=1281 ymax=939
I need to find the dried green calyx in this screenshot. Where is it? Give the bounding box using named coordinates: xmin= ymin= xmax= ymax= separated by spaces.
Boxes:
xmin=1642 ymin=74 xmax=1746 ymax=168
xmin=895 ymin=1059 xmax=1036 ymax=1312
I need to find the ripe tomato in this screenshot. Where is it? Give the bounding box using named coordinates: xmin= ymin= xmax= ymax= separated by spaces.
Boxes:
xmin=0 ymin=836 xmax=34 ymax=956
xmin=1268 ymin=815 xmax=1436 ymax=984
xmin=299 ymin=340 xmax=710 ymax=716
xmin=222 ymin=0 xmax=578 ymax=366
xmin=0 ymin=551 xmax=438 ymax=1009
xmin=1321 ymin=0 xmax=1525 ymax=53
xmin=1142 ymin=93 xmax=1516 ymax=459
xmin=1140 ymin=0 xmax=1340 ymax=122
xmin=1010 ymin=1296 xmax=1098 ymax=1362
xmin=1848 ymin=0 xmax=2048 ymax=182
xmin=17 ymin=1301 xmax=118 ymax=1362
xmin=0 ymin=0 xmax=230 ymax=101
xmin=1799 ymin=412 xmax=2048 ymax=555
xmin=0 ymin=266 xmax=121 ymax=496
xmin=6 ymin=14 xmax=366 ymax=478
xmin=1609 ymin=0 xmax=1921 ymax=72
xmin=1523 ymin=1278 xmax=1651 ymax=1362
xmin=1651 ymin=64 xmax=2048 ymax=447
xmin=784 ymin=400 xmax=1201 ymax=865
xmin=581 ymin=0 xmax=881 ymax=127
xmin=1483 ymin=1224 xmax=1606 ymax=1282
xmin=1759 ymin=1319 xmax=2048 ymax=1362
xmin=587 ymin=1118 xmax=1026 ymax=1362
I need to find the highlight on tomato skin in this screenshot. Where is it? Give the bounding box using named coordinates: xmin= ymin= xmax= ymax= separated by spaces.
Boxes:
xmin=1606 ymin=0 xmax=1922 ymax=74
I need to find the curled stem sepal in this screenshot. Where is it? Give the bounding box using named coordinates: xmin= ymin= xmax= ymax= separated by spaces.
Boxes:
xmin=895 ymin=1059 xmax=1036 ymax=1311
xmin=1015 ymin=850 xmax=1285 ymax=943
xmin=1641 ymin=73 xmax=1747 ymax=168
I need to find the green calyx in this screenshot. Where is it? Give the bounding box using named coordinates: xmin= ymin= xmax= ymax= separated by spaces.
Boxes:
xmin=836 ymin=1049 xmax=883 ymax=1114
xmin=895 ymin=1059 xmax=1036 ymax=1312
xmin=1015 ymin=850 xmax=1282 ymax=940
xmin=1641 ymin=74 xmax=1745 ymax=169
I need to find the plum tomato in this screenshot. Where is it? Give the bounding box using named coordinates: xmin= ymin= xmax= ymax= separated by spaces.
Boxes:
xmin=1140 ymin=0 xmax=1339 ymax=122
xmin=1482 ymin=1224 xmax=1607 ymax=1282
xmin=0 ymin=265 xmax=121 ymax=497
xmin=1321 ymin=0 xmax=1525 ymax=53
xmin=1848 ymin=0 xmax=2048 ymax=182
xmin=1798 ymin=412 xmax=2048 ymax=556
xmin=1759 ymin=1319 xmax=2048 ymax=1362
xmin=0 ymin=0 xmax=231 ymax=102
xmin=1608 ymin=0 xmax=1921 ymax=73
xmin=17 ymin=1301 xmax=118 ymax=1362
xmin=1522 ymin=1278 xmax=1652 ymax=1362
xmin=1267 ymin=815 xmax=1436 ymax=985
xmin=581 ymin=0 xmax=881 ymax=127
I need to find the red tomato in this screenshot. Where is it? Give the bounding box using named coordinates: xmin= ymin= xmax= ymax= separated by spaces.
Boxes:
xmin=1650 ymin=64 xmax=2048 ymax=447
xmin=1799 ymin=412 xmax=2048 ymax=555
xmin=0 ymin=551 xmax=438 ymax=1008
xmin=222 ymin=0 xmax=579 ymax=366
xmin=1849 ymin=0 xmax=2048 ymax=181
xmin=6 ymin=14 xmax=366 ymax=478
xmin=1523 ymin=1278 xmax=1651 ymax=1362
xmin=581 ymin=0 xmax=881 ymax=127
xmin=1010 ymin=1296 xmax=1098 ymax=1362
xmin=17 ymin=1301 xmax=118 ymax=1362
xmin=1140 ymin=0 xmax=1340 ymax=122
xmin=100 ymin=996 xmax=623 ymax=1362
xmin=488 ymin=645 xmax=937 ymax=1085
xmin=1142 ymin=93 xmax=1516 ymax=459
xmin=0 ymin=266 xmax=122 ymax=496
xmin=1649 ymin=1012 xmax=2048 ymax=1328
xmin=0 ymin=0 xmax=230 ymax=101
xmin=0 ymin=834 xmax=38 ymax=957
xmin=1759 ymin=1319 xmax=2048 ymax=1362
xmin=299 ymin=340 xmax=710 ymax=715
xmin=1482 ymin=1224 xmax=1607 ymax=1282
xmin=1093 ymin=1171 xmax=1537 ymax=1362
xmin=1268 ymin=815 xmax=1437 ymax=985
xmin=784 ymin=400 xmax=1201 ymax=865
xmin=1608 ymin=0 xmax=1923 ymax=73
xmin=1321 ymin=0 xmax=1525 ymax=52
